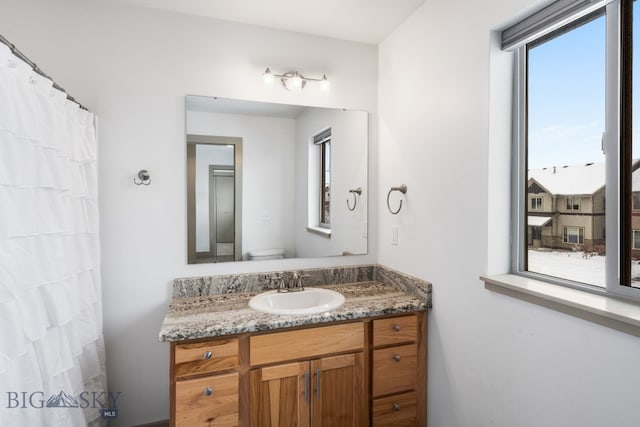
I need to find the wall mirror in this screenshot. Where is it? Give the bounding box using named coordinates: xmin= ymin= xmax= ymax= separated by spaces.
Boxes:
xmin=186 ymin=95 xmax=368 ymax=264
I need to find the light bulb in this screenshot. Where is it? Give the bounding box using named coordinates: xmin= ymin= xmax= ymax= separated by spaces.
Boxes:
xmin=320 ymin=75 xmax=330 ymax=91
xmin=290 ymin=73 xmax=303 ymax=91
xmin=263 ymin=68 xmax=274 ymax=86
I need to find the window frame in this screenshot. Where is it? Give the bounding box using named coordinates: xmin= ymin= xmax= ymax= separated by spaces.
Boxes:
xmin=510 ymin=0 xmax=640 ymax=300
xmin=632 ymin=192 xmax=640 ymax=210
xmin=633 ymin=230 xmax=640 ymax=249
xmin=530 ymin=196 xmax=543 ymax=210
xmin=320 ymin=139 xmax=331 ymax=228
xmin=566 ymin=196 xmax=581 ymax=211
xmin=563 ymin=226 xmax=585 ymax=244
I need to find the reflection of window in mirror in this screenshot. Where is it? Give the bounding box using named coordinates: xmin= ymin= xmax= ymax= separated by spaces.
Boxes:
xmin=315 ymin=128 xmax=332 ymax=229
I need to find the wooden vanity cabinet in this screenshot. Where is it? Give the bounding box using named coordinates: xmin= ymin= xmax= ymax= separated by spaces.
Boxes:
xmin=169 ymin=312 xmax=426 ymax=427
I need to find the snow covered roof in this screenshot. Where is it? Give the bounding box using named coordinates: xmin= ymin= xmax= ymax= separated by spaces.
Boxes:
xmin=528 ymin=162 xmax=604 ymax=196
xmin=528 ymin=216 xmax=552 ymax=226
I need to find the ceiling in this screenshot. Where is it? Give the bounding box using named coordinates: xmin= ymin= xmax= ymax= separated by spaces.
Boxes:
xmin=96 ymin=0 xmax=426 ymax=44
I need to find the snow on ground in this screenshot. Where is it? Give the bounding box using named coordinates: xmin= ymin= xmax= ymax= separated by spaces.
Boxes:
xmin=528 ymin=250 xmax=640 ymax=288
xmin=528 ymin=250 xmax=606 ymax=287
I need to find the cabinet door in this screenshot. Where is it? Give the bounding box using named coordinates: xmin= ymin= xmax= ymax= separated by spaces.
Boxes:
xmin=310 ymin=353 xmax=365 ymax=427
xmin=250 ymin=362 xmax=310 ymax=427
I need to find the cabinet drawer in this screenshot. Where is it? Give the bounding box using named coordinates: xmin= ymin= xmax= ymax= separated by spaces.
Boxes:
xmin=175 ymin=338 xmax=238 ymax=378
xmin=372 ymin=344 xmax=417 ymax=397
xmin=372 ymin=392 xmax=417 ymax=426
xmin=175 ymin=372 xmax=238 ymax=427
xmin=250 ymin=322 xmax=363 ymax=366
xmin=373 ymin=315 xmax=417 ymax=347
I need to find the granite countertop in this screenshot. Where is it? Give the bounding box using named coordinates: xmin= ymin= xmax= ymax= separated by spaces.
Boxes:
xmin=159 ymin=281 xmax=427 ymax=342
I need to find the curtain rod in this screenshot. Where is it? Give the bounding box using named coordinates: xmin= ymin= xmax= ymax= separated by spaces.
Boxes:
xmin=0 ymin=33 xmax=88 ymax=111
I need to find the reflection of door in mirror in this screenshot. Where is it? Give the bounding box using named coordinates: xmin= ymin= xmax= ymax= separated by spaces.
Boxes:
xmin=187 ymin=135 xmax=243 ymax=264
xmin=209 ymin=165 xmax=234 ymax=261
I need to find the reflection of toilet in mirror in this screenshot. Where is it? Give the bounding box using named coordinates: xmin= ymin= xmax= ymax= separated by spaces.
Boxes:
xmin=247 ymin=248 xmax=285 ymax=261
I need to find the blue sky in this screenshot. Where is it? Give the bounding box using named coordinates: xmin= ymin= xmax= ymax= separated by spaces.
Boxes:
xmin=527 ymin=6 xmax=638 ymax=169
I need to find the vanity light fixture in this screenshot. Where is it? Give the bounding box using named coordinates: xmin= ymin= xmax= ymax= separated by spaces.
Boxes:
xmin=263 ymin=68 xmax=330 ymax=92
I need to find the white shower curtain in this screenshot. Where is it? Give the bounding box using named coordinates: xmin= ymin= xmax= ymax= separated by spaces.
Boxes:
xmin=0 ymin=43 xmax=107 ymax=426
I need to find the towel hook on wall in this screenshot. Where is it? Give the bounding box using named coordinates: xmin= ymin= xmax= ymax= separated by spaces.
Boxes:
xmin=134 ymin=169 xmax=151 ymax=186
xmin=387 ymin=184 xmax=407 ymax=214
xmin=347 ymin=187 xmax=362 ymax=211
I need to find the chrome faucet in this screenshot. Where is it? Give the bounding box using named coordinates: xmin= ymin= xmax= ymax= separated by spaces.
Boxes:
xmin=276 ymin=271 xmax=307 ymax=293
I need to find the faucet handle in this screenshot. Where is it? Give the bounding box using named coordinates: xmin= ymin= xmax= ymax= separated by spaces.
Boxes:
xmin=271 ymin=273 xmax=287 ymax=291
xmin=294 ymin=271 xmax=309 ymax=290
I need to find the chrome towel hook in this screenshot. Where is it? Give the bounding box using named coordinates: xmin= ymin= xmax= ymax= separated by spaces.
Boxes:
xmin=387 ymin=184 xmax=407 ymax=214
xmin=347 ymin=187 xmax=362 ymax=211
xmin=134 ymin=169 xmax=151 ymax=186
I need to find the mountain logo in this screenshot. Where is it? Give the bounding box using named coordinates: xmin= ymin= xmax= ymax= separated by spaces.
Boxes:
xmin=45 ymin=391 xmax=79 ymax=408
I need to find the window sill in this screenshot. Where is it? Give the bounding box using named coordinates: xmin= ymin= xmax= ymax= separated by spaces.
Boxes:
xmin=305 ymin=226 xmax=331 ymax=238
xmin=480 ymin=274 xmax=640 ymax=337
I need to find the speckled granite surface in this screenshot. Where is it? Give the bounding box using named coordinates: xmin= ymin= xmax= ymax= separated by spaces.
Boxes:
xmin=159 ymin=280 xmax=428 ymax=342
xmin=375 ymin=265 xmax=432 ymax=302
xmin=172 ymin=265 xmax=375 ymax=298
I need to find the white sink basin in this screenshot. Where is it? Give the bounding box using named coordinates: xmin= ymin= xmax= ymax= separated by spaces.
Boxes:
xmin=248 ymin=288 xmax=345 ymax=315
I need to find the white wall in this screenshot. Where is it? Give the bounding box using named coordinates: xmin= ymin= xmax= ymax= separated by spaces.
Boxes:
xmin=294 ymin=108 xmax=368 ymax=257
xmin=0 ymin=1 xmax=377 ymax=425
xmin=187 ymin=110 xmax=297 ymax=258
xmin=379 ymin=1 xmax=640 ymax=426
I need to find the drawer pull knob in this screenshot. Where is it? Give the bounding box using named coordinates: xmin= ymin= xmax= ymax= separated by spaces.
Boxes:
xmin=203 ymin=351 xmax=212 ymax=360
xmin=394 ymin=403 xmax=401 ymax=411
xmin=393 ymin=354 xmax=401 ymax=362
xmin=394 ymin=325 xmax=401 ymax=332
xmin=203 ymin=387 xmax=213 ymax=397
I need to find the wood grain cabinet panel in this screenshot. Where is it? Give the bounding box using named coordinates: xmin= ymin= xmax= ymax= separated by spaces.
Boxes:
xmin=311 ymin=354 xmax=366 ymax=427
xmin=175 ymin=372 xmax=238 ymax=427
xmin=372 ymin=315 xmax=417 ymax=347
xmin=175 ymin=338 xmax=238 ymax=378
xmin=372 ymin=392 xmax=417 ymax=427
xmin=372 ymin=343 xmax=417 ymax=397
xmin=250 ymin=323 xmax=364 ymax=367
xmin=250 ymin=362 xmax=310 ymax=427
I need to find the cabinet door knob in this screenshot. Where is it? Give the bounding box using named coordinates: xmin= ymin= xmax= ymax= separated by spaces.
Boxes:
xmin=203 ymin=351 xmax=212 ymax=360
xmin=393 ymin=403 xmax=401 ymax=411
xmin=393 ymin=325 xmax=401 ymax=332
xmin=393 ymin=354 xmax=401 ymax=362
xmin=203 ymin=387 xmax=213 ymax=397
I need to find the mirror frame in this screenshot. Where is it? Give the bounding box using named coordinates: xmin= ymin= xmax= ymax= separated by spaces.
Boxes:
xmin=187 ymin=134 xmax=243 ymax=263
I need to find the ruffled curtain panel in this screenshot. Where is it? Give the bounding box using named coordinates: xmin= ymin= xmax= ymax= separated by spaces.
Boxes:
xmin=0 ymin=43 xmax=107 ymax=426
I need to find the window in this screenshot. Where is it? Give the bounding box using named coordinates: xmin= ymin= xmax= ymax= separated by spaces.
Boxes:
xmin=314 ymin=128 xmax=331 ymax=228
xmin=566 ymin=197 xmax=581 ymax=211
xmin=530 ymin=197 xmax=543 ymax=210
xmin=507 ymin=0 xmax=640 ymax=297
xmin=563 ymin=227 xmax=585 ymax=244
xmin=634 ymin=230 xmax=640 ymax=249
xmin=633 ymin=192 xmax=640 ymax=210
